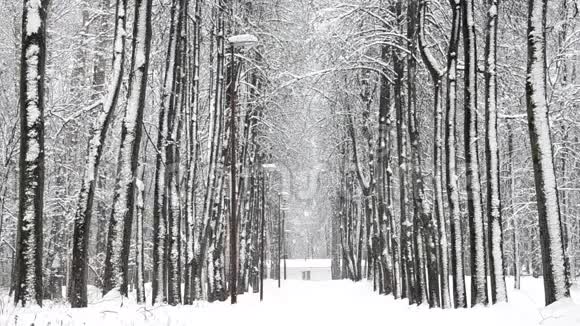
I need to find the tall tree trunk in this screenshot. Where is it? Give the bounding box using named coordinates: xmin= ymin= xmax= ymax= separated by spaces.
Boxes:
xmin=377 ymin=43 xmax=394 ymax=295
xmin=184 ymin=0 xmax=201 ymax=305
xmin=227 ymin=38 xmax=240 ymax=304
xmin=96 ymin=174 xmax=108 ymax=262
xmin=507 ymin=122 xmax=521 ymax=290
xmin=445 ymin=0 xmax=467 ymax=308
xmin=166 ymin=0 xmax=186 ymax=305
xmin=102 ymin=0 xmax=153 ymax=297
xmin=348 ymin=70 xmax=376 ymax=284
xmin=191 ymin=0 xmax=203 ymax=299
xmin=93 ymin=11 xmax=110 ymax=287
xmin=418 ymin=0 xmax=449 ymax=308
xmin=525 ymin=0 xmax=570 ymax=306
xmin=462 ymin=0 xmax=489 ymax=306
xmin=91 ymin=0 xmax=111 ymax=98
xmin=14 ymin=0 xmax=49 ymax=307
xmin=555 ymin=0 xmax=573 ymax=289
xmin=69 ymin=0 xmax=127 ymax=307
xmin=135 ymin=167 xmax=146 ymax=304
xmin=393 ymin=0 xmax=414 ymax=302
xmin=331 ymin=205 xmax=342 ymax=280
xmin=152 ymin=104 xmax=168 ymax=304
xmin=152 ymin=0 xmax=181 ymax=305
xmin=484 ymin=0 xmax=507 ymax=304
xmin=197 ymin=3 xmax=226 ymax=293
xmin=407 ymin=0 xmax=432 ymax=306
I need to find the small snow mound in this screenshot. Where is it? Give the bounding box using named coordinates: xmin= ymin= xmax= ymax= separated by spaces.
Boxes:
xmin=540 ymin=298 xmax=580 ymax=326
xmin=87 ymin=285 xmax=103 ymax=304
xmin=93 ymin=288 xmax=131 ymax=308
xmin=102 ymin=288 xmax=123 ymax=301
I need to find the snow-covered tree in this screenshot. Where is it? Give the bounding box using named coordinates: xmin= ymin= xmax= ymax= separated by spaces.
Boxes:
xmin=445 ymin=0 xmax=467 ymax=309
xmin=525 ymin=0 xmax=570 ymax=306
xmin=462 ymin=0 xmax=489 ymax=307
xmin=102 ymin=0 xmax=153 ymax=297
xmin=418 ymin=0 xmax=450 ymax=309
xmin=14 ymin=0 xmax=50 ymax=307
xmin=69 ymin=0 xmax=127 ymax=308
xmin=484 ymin=0 xmax=508 ymax=304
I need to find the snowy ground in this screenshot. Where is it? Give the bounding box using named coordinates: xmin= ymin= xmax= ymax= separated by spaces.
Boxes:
xmin=1 ymin=277 xmax=580 ymax=326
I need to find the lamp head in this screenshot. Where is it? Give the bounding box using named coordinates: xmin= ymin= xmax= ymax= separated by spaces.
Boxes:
xmin=228 ymin=34 xmax=258 ymax=49
xmin=262 ymin=163 xmax=277 ymax=170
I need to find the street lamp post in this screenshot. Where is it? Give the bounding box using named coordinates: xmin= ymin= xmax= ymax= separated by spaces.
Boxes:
xmin=283 ymin=215 xmax=287 ymax=280
xmin=278 ymin=192 xmax=282 ymax=288
xmin=227 ymin=34 xmax=257 ymax=305
xmin=304 ymin=210 xmax=312 ymax=259
xmin=261 ymin=163 xmax=277 ymax=300
xmin=260 ymin=169 xmax=266 ymax=301
xmin=278 ymin=191 xmax=289 ymax=287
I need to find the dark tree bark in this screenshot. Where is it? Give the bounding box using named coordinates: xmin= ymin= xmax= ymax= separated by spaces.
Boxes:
xmin=407 ymin=0 xmax=431 ymax=305
xmin=507 ymin=122 xmax=521 ymax=290
xmin=166 ymin=0 xmax=186 ymax=305
xmin=462 ymin=0 xmax=489 ymax=306
xmin=102 ymin=0 xmax=153 ymax=297
xmin=196 ymin=2 xmax=227 ymax=298
xmin=377 ymin=43 xmax=395 ymax=295
xmin=91 ymin=0 xmax=111 ymax=98
xmin=184 ymin=0 xmax=202 ymax=305
xmin=69 ymin=0 xmax=127 ymax=307
xmin=484 ymin=0 xmax=508 ymax=304
xmin=525 ymin=0 xmax=570 ymax=306
xmin=418 ymin=0 xmax=449 ymax=308
xmin=14 ymin=0 xmax=49 ymax=307
xmin=135 ymin=165 xmax=146 ymax=304
xmin=331 ymin=202 xmax=342 ymax=280
xmin=445 ymin=0 xmax=467 ymax=308
xmin=347 ymin=69 xmax=377 ymax=286
xmin=95 ymin=175 xmax=108 ymax=259
xmin=393 ymin=0 xmax=415 ymax=302
xmin=151 ymin=0 xmax=182 ymax=305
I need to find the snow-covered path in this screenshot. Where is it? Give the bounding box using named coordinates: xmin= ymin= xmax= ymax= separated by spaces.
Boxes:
xmin=2 ymin=278 xmax=580 ymax=326
xmin=230 ymin=279 xmax=574 ymax=326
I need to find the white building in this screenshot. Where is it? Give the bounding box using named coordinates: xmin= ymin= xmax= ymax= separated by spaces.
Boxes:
xmin=284 ymin=259 xmax=332 ymax=281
